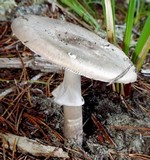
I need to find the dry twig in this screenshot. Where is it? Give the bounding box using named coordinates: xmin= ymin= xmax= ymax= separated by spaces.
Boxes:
xmin=0 ymin=73 xmax=45 ymax=100
xmin=0 ymin=132 xmax=69 ymax=158
xmin=0 ymin=56 xmax=61 ymax=72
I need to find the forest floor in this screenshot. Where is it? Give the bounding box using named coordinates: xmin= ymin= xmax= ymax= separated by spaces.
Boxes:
xmin=0 ymin=1 xmax=150 ymax=160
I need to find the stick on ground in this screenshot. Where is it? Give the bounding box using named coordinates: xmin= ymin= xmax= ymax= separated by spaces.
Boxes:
xmin=0 ymin=132 xmax=69 ymax=158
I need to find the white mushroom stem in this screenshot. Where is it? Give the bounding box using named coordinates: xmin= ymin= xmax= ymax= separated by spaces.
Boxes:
xmin=52 ymin=70 xmax=84 ymax=145
xmin=63 ymin=105 xmax=82 ymax=145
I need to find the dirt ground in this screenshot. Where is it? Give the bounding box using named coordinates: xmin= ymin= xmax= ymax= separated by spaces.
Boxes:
xmin=0 ymin=1 xmax=150 ymax=160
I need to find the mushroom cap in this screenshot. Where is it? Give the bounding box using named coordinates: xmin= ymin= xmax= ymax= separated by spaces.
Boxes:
xmin=11 ymin=15 xmax=137 ymax=84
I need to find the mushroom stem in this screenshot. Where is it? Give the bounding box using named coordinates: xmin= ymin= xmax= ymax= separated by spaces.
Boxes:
xmin=52 ymin=70 xmax=84 ymax=145
xmin=63 ymin=105 xmax=82 ymax=145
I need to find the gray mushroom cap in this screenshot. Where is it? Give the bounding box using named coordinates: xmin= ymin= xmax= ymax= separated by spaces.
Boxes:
xmin=11 ymin=15 xmax=137 ymax=84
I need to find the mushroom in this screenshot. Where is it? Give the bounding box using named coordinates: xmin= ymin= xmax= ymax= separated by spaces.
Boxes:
xmin=11 ymin=15 xmax=137 ymax=145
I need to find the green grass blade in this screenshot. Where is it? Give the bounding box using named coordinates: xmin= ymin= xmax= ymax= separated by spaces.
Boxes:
xmin=82 ymin=0 xmax=98 ymax=19
xmin=134 ymin=0 xmax=144 ymax=25
xmin=123 ymin=0 xmax=137 ymax=55
xmin=102 ymin=0 xmax=116 ymax=43
xmin=59 ymin=0 xmax=100 ymax=30
xmin=111 ymin=0 xmax=116 ymax=44
xmin=132 ymin=15 xmax=150 ymax=71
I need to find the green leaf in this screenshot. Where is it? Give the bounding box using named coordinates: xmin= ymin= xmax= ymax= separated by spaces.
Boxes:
xmin=132 ymin=15 xmax=150 ymax=71
xmin=123 ymin=0 xmax=137 ymax=55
